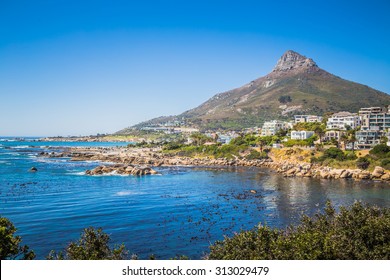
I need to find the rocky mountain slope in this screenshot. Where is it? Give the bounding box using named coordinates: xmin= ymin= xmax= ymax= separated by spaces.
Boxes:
xmin=119 ymin=50 xmax=390 ymax=132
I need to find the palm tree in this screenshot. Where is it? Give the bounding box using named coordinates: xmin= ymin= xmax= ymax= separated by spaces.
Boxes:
xmin=257 ymin=138 xmax=267 ymax=152
xmin=314 ymin=126 xmax=325 ymax=144
xmin=348 ymin=132 xmax=357 ymax=152
xmin=339 ymin=133 xmax=348 ymax=150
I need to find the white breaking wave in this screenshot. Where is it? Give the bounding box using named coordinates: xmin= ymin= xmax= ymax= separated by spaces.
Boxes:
xmin=67 ymin=171 xmax=86 ymax=176
xmin=115 ymin=191 xmax=145 ymax=196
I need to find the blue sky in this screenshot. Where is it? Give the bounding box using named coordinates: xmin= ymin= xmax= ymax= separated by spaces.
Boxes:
xmin=1 ymin=0 xmax=390 ymax=136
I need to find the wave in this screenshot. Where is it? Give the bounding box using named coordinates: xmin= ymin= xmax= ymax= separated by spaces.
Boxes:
xmin=67 ymin=170 xmax=129 ymax=177
xmin=115 ymin=191 xmax=145 ymax=196
xmin=11 ymin=145 xmax=30 ymax=149
xmin=67 ymin=171 xmax=86 ymax=176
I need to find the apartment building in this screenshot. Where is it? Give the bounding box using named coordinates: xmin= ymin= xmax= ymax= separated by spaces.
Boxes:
xmin=326 ymin=112 xmax=361 ymax=130
xmin=261 ymin=120 xmax=291 ymax=136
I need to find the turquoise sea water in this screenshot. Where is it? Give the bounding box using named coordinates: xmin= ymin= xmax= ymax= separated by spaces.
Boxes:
xmin=1 ymin=138 xmax=389 ymax=259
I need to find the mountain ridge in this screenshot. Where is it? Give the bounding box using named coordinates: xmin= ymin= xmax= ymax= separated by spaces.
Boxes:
xmin=117 ymin=50 xmax=390 ymax=133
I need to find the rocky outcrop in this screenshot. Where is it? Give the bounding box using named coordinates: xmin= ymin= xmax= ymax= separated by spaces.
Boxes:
xmin=372 ymin=166 xmax=385 ymax=178
xmin=44 ymin=147 xmax=390 ymax=183
xmin=86 ymin=164 xmax=158 ymax=176
xmin=271 ymin=162 xmax=390 ymax=182
xmin=272 ymin=50 xmax=318 ymax=72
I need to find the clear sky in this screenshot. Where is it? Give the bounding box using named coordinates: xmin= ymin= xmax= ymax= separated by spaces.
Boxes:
xmin=1 ymin=0 xmax=390 ymax=136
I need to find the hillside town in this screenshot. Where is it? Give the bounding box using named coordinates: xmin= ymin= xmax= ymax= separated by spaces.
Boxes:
xmin=133 ymin=106 xmax=390 ymax=151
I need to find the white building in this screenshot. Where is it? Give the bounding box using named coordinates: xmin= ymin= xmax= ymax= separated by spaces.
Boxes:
xmin=291 ymin=130 xmax=315 ymax=140
xmin=294 ymin=115 xmax=323 ymax=123
xmin=326 ymin=112 xmax=361 ymax=130
xmin=261 ymin=120 xmax=290 ymax=136
xmin=323 ymin=130 xmax=344 ymax=141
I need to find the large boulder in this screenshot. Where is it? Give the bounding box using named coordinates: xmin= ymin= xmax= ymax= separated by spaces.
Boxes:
xmin=86 ymin=164 xmax=157 ymax=176
xmin=339 ymin=170 xmax=352 ymax=178
xmin=358 ymin=170 xmax=371 ymax=180
xmin=380 ymin=173 xmax=390 ymax=181
xmin=372 ymin=166 xmax=385 ymax=178
xmin=320 ymin=170 xmax=331 ymax=179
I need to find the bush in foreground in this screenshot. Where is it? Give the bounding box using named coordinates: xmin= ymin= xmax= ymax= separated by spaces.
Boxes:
xmin=209 ymin=201 xmax=390 ymax=260
xmin=47 ymin=227 xmax=127 ymax=260
xmin=0 ymin=216 xmax=35 ymax=260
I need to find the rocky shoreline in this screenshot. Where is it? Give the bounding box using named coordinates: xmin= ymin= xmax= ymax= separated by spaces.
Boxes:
xmin=86 ymin=164 xmax=158 ymax=176
xmin=38 ymin=147 xmax=390 ymax=181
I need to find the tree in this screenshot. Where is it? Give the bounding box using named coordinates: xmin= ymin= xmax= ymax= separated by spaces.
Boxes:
xmin=314 ymin=126 xmax=325 ymax=144
xmin=190 ymin=132 xmax=212 ymax=146
xmin=278 ymin=95 xmax=292 ymax=104
xmin=322 ymin=147 xmax=345 ymax=161
xmin=209 ymin=201 xmax=390 ymax=260
xmin=370 ymin=144 xmax=390 ymax=158
xmin=47 ymin=227 xmax=127 ymax=260
xmin=339 ymin=133 xmax=348 ymax=150
xmin=356 ymin=157 xmax=370 ymax=170
xmin=0 ymin=216 xmax=35 ymax=260
xmin=257 ymin=137 xmax=268 ymax=152
xmin=348 ymin=131 xmax=357 ymax=152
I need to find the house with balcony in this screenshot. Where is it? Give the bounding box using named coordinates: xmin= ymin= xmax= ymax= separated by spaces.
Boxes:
xmin=261 ymin=120 xmax=291 ymax=136
xmin=294 ymin=115 xmax=323 ymax=123
xmin=326 ymin=112 xmax=361 ymax=130
xmin=291 ymin=130 xmax=315 ymax=140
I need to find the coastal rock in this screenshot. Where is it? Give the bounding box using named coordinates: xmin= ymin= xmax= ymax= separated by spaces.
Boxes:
xmin=320 ymin=170 xmax=331 ymax=179
xmin=372 ymin=166 xmax=385 ymax=178
xmin=358 ymin=171 xmax=371 ymax=180
xmin=330 ymin=169 xmax=344 ymax=179
xmin=380 ymin=173 xmax=390 ymax=181
xmin=339 ymin=170 xmax=352 ymax=179
xmin=286 ymin=167 xmax=299 ymax=176
xmin=86 ymin=164 xmax=158 ymax=176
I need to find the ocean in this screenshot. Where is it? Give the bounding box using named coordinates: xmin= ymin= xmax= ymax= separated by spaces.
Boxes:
xmin=1 ymin=138 xmax=389 ymax=259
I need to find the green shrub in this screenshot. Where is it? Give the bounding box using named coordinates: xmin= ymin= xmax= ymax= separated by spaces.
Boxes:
xmin=345 ymin=152 xmax=358 ymax=161
xmin=245 ymin=150 xmax=268 ymax=160
xmin=356 ymin=157 xmax=370 ymax=170
xmin=322 ymin=147 xmax=345 ymax=161
xmin=209 ymin=201 xmax=390 ymax=260
xmin=380 ymin=159 xmax=390 ymax=170
xmin=163 ymin=141 xmax=184 ymax=151
xmin=370 ymin=144 xmax=390 ymax=158
xmin=0 ymin=216 xmax=35 ymax=260
xmin=47 ymin=227 xmax=127 ymax=260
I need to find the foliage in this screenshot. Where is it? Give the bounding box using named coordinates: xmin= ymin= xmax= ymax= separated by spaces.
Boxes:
xmin=293 ymin=122 xmax=325 ymax=133
xmin=356 ymin=157 xmax=370 ymax=170
xmin=47 ymin=227 xmax=127 ymax=260
xmin=209 ymin=201 xmax=390 ymax=260
xmin=0 ymin=216 xmax=35 ymax=260
xmin=278 ymin=95 xmax=292 ymax=103
xmin=163 ymin=141 xmax=185 ymax=151
xmin=283 ymin=136 xmax=316 ymax=147
xmin=380 ymin=159 xmax=390 ymax=170
xmin=190 ymin=132 xmax=213 ymax=146
xmin=369 ymin=144 xmax=390 ymax=159
xmin=245 ymin=150 xmax=268 ymax=160
xmin=321 ymin=147 xmax=346 ymax=161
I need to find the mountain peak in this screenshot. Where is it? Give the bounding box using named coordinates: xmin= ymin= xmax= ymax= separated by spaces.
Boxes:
xmin=272 ymin=50 xmax=318 ymax=72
